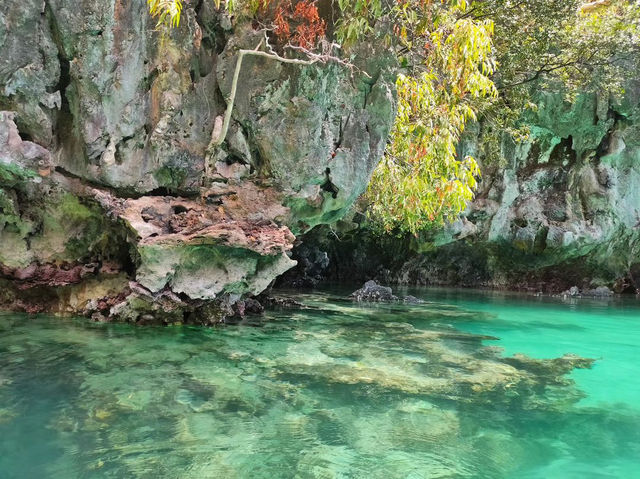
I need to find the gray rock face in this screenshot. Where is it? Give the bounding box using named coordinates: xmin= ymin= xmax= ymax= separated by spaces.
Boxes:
xmin=351 ymin=280 xmax=398 ymax=302
xmin=0 ymin=1 xmax=60 ymax=145
xmin=48 ymin=0 xmax=218 ymax=194
xmin=217 ymin=27 xmax=396 ymax=233
xmin=0 ymin=1 xmax=397 ymax=321
xmin=398 ymin=87 xmax=640 ymax=292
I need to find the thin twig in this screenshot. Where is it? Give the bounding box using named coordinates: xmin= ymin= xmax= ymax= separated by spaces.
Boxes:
xmin=285 ymin=41 xmax=369 ymax=78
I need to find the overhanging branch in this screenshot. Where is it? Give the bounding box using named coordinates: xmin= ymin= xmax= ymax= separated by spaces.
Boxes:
xmin=209 ymin=47 xmax=319 ymax=149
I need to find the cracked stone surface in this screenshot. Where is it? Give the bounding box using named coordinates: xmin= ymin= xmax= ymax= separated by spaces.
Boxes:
xmin=0 ymin=0 xmax=397 ymax=322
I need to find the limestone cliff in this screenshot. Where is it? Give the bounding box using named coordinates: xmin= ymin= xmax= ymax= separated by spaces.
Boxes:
xmin=0 ymin=0 xmax=396 ymax=322
xmin=431 ymin=87 xmax=640 ymax=292
xmin=299 ymin=87 xmax=640 ymax=293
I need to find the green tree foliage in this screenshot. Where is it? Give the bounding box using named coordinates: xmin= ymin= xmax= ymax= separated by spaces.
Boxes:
xmin=148 ymin=0 xmax=183 ymax=27
xmin=333 ymin=0 xmax=383 ymax=46
xmin=487 ymin=0 xmax=639 ymax=95
xmin=366 ymin=1 xmax=497 ymax=233
xmin=147 ymin=0 xmax=640 ymax=234
xmin=147 ymin=0 xmax=498 ymax=234
xmin=470 ymin=0 xmax=640 ymax=165
xmin=363 ymin=0 xmax=639 ymax=233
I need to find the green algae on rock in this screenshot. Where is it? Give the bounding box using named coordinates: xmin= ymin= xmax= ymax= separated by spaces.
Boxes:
xmin=0 ymin=0 xmax=396 ymax=322
xmin=302 ymin=85 xmax=640 ymax=293
xmin=418 ymin=87 xmax=640 ymax=292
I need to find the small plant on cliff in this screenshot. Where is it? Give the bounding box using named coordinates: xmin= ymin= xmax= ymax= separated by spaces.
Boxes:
xmin=273 ymin=1 xmax=327 ymax=48
xmin=148 ymin=0 xmax=183 ymax=27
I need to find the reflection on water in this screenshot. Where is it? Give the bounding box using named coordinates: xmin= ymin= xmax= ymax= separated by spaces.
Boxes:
xmin=0 ymin=289 xmax=639 ymax=478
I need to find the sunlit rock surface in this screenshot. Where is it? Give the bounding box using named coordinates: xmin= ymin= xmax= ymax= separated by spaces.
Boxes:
xmin=0 ymin=1 xmax=396 ymax=321
xmin=306 ymin=86 xmax=640 ymax=293
xmin=428 ymin=87 xmax=640 ymax=291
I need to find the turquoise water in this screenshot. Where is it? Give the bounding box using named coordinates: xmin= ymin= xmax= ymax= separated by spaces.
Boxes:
xmin=405 ymin=288 xmax=640 ymax=409
xmin=1 ymin=289 xmax=639 ymax=478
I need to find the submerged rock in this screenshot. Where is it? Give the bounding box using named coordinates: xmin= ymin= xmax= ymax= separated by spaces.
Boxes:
xmin=350 ymin=280 xmax=426 ymax=303
xmin=351 ymin=280 xmax=398 ymax=302
xmin=566 ymin=286 xmax=581 ymax=297
xmin=403 ymin=295 xmax=425 ymax=304
xmin=560 ymin=285 xmax=614 ymax=298
xmin=3 ymin=292 xmax=625 ymax=477
xmin=267 ymin=302 xmax=596 ymax=407
xmin=583 ymin=286 xmax=614 ymax=297
xmin=258 ymin=294 xmax=306 ymax=310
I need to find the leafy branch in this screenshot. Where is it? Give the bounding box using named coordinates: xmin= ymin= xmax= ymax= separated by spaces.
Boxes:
xmin=147 ymin=0 xmax=183 ymax=28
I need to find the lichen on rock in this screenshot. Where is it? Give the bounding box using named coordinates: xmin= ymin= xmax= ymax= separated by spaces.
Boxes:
xmin=0 ymin=1 xmax=397 ymax=322
xmin=308 ymin=85 xmax=640 ymax=294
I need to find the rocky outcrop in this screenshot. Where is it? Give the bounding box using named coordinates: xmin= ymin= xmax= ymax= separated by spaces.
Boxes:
xmin=351 ymin=280 xmax=398 ymax=302
xmin=350 ymin=280 xmax=426 ymax=303
xmin=559 ymin=285 xmax=613 ymax=298
xmin=277 ymin=243 xmax=330 ymax=288
xmin=414 ymin=87 xmax=640 ymax=292
xmin=0 ymin=1 xmax=396 ymax=322
xmin=305 ymin=86 xmax=640 ymax=293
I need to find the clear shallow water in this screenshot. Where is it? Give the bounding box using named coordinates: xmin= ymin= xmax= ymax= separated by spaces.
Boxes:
xmin=400 ymin=288 xmax=640 ymax=409
xmin=1 ymin=289 xmax=639 ymax=478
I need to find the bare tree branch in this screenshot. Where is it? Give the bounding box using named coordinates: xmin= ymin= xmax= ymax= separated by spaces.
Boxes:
xmin=208 ymin=38 xmax=365 ymax=149
xmin=208 ymin=46 xmax=318 ymax=150
xmin=579 ymin=0 xmax=613 ymax=14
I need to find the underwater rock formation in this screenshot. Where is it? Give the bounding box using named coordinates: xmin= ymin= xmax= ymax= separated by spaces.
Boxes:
xmin=2 ymin=293 xmax=620 ymax=477
xmin=0 ymin=1 xmax=396 ymax=321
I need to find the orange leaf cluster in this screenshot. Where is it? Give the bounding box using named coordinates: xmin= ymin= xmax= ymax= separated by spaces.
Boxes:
xmin=273 ymin=1 xmax=326 ymax=48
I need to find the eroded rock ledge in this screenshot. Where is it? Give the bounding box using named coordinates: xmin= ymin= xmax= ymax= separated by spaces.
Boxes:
xmin=289 ymin=86 xmax=640 ymax=294
xmin=0 ymin=0 xmax=396 ymax=323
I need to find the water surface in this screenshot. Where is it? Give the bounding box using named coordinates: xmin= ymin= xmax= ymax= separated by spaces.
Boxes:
xmin=1 ymin=288 xmax=639 ymax=478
